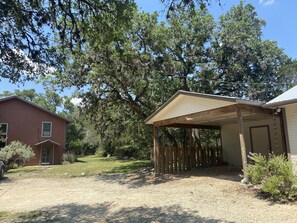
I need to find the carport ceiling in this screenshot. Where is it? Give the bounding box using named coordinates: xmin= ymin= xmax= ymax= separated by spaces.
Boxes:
xmin=152 ymin=104 xmax=274 ymax=128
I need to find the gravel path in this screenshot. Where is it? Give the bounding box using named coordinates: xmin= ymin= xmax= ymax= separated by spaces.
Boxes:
xmin=1 ymin=167 xmax=297 ymax=223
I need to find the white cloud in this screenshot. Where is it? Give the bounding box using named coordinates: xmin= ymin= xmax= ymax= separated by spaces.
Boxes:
xmin=259 ymin=0 xmax=275 ymax=6
xmin=70 ymin=97 xmax=82 ymax=106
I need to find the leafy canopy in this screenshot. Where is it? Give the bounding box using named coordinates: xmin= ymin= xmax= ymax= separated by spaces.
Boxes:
xmin=0 ymin=0 xmax=136 ymax=82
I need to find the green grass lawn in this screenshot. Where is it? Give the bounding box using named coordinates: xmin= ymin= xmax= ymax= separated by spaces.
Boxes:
xmin=0 ymin=211 xmax=43 ymax=223
xmin=7 ymin=155 xmax=152 ymax=178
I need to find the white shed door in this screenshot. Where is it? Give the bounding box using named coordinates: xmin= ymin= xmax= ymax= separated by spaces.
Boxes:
xmin=250 ymin=126 xmax=271 ymax=156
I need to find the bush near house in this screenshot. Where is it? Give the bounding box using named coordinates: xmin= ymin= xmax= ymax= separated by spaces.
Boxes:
xmin=0 ymin=141 xmax=35 ymax=170
xmin=61 ymin=152 xmax=77 ymax=164
xmin=246 ymin=153 xmax=297 ymax=202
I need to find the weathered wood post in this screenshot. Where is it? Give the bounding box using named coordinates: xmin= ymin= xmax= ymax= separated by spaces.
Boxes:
xmin=189 ymin=128 xmax=193 ymax=169
xmin=237 ymin=107 xmax=248 ymax=180
xmin=153 ymin=126 xmax=160 ymax=174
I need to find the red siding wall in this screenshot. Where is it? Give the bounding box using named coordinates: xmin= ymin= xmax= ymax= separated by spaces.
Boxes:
xmin=0 ymin=98 xmax=67 ymax=165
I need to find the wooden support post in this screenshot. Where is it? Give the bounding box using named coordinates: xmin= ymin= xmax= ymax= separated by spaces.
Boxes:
xmin=153 ymin=127 xmax=158 ymax=174
xmin=237 ymin=107 xmax=248 ymax=179
xmin=185 ymin=145 xmax=188 ymax=171
xmin=194 ymin=146 xmax=197 ymax=167
xmin=170 ymin=146 xmax=173 ymax=173
xmin=162 ymin=147 xmax=165 ymax=174
xmin=165 ymin=147 xmax=169 ymax=173
xmin=219 ymin=130 xmax=224 ymax=164
xmin=197 ymin=146 xmax=200 ymax=167
xmin=156 ymin=129 xmax=161 ymax=174
xmin=163 ymin=148 xmax=166 ymax=174
xmin=212 ymin=147 xmax=216 ymax=166
xmin=189 ymin=129 xmax=193 ymax=169
xmin=180 ymin=147 xmax=183 ymax=172
xmin=173 ymin=148 xmax=178 ymax=173
xmin=183 ymin=145 xmax=187 ymax=172
xmin=280 ymin=108 xmax=290 ymax=158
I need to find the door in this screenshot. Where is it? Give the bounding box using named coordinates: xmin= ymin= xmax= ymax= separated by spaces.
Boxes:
xmin=250 ymin=126 xmax=272 ymax=156
xmin=41 ymin=146 xmax=52 ymax=164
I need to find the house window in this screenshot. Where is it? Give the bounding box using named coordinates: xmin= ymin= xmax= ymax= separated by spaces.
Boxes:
xmin=42 ymin=122 xmax=52 ymax=137
xmin=0 ymin=123 xmax=8 ymax=148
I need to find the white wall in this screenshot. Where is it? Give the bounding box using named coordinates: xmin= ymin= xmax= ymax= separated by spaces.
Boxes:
xmin=221 ymin=117 xmax=284 ymax=166
xmin=284 ymin=103 xmax=297 ymax=167
xmin=148 ymin=94 xmax=235 ymax=124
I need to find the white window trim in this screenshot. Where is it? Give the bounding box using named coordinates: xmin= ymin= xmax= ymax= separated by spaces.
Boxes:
xmin=0 ymin=123 xmax=8 ymax=135
xmin=42 ymin=122 xmax=52 ymax=137
xmin=0 ymin=123 xmax=8 ymax=147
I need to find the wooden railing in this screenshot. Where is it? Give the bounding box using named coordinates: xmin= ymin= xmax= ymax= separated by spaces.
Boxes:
xmin=154 ymin=146 xmax=223 ymax=174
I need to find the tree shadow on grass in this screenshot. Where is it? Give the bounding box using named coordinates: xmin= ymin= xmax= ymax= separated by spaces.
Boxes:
xmin=12 ymin=202 xmax=235 ymax=223
xmin=106 ymin=161 xmax=153 ymax=173
xmin=7 ymin=168 xmax=41 ymax=175
xmin=74 ymin=159 xmax=86 ymax=163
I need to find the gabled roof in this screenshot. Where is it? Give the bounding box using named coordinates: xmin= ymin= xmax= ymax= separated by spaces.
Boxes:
xmin=35 ymin=139 xmax=61 ymax=146
xmin=145 ymin=90 xmax=264 ymax=125
xmin=265 ymin=85 xmax=297 ymax=107
xmin=0 ymin=96 xmax=71 ymax=123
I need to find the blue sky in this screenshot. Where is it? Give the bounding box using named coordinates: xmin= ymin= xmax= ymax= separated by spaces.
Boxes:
xmin=1 ymin=0 xmax=296 ymax=95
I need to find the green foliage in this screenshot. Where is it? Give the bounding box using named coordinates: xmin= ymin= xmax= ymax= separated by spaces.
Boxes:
xmin=246 ymin=153 xmax=267 ymax=184
xmin=210 ymin=2 xmax=290 ymax=101
xmin=96 ymin=141 xmax=149 ymax=160
xmin=246 ymin=153 xmax=297 ymax=202
xmin=0 ymin=89 xmax=62 ymax=113
xmin=115 ymin=145 xmax=139 ymax=159
xmin=44 ymin=2 xmax=290 ymax=159
xmin=67 ymin=138 xmax=84 ymax=155
xmin=96 ymin=142 xmax=115 ymax=157
xmin=1 ymin=0 xmax=136 ymax=83
xmin=0 ymin=141 xmax=35 ymax=169
xmin=62 ymin=153 xmax=77 ymax=164
xmin=3 ymin=2 xmax=291 ymax=161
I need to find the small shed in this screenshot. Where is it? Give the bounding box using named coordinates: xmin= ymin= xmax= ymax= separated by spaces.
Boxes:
xmin=146 ymin=91 xmax=286 ymax=174
xmin=265 ymin=85 xmax=297 ymax=168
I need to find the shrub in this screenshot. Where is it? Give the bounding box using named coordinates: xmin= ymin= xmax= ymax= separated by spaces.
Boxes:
xmin=96 ymin=143 xmax=115 ymax=157
xmin=246 ymin=153 xmax=297 ymax=202
xmin=246 ymin=153 xmax=267 ymax=184
xmin=67 ymin=139 xmax=84 ymax=155
xmin=115 ymin=145 xmax=137 ymax=159
xmin=62 ymin=153 xmax=77 ymax=164
xmin=0 ymin=141 xmax=35 ymax=169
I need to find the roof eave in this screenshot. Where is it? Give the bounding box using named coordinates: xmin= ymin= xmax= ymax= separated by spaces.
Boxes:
xmin=0 ymin=96 xmax=72 ymax=123
xmin=264 ymin=99 xmax=297 ymax=108
xmin=145 ymin=90 xmax=263 ymax=125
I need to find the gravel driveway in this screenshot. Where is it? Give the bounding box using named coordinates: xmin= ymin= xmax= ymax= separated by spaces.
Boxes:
xmin=1 ymin=166 xmax=297 ymax=223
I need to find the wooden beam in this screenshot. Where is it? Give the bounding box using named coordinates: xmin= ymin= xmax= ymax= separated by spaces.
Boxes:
xmin=159 ymin=123 xmax=221 ymax=130
xmin=152 ymin=104 xmax=274 ymax=128
xmin=153 ymin=104 xmax=238 ymax=127
xmin=280 ymin=108 xmax=290 ymax=158
xmin=237 ymin=106 xmax=248 ymax=179
xmin=238 ymin=104 xmax=273 ymax=116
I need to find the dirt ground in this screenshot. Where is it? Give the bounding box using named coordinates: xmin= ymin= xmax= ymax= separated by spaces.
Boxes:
xmin=1 ymin=166 xmax=297 ymax=223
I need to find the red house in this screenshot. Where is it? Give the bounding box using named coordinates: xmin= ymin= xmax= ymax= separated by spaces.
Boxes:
xmin=0 ymin=96 xmax=70 ymax=165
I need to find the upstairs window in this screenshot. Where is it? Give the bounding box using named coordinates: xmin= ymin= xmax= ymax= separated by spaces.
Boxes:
xmin=0 ymin=123 xmax=8 ymax=148
xmin=42 ymin=122 xmax=52 ymax=137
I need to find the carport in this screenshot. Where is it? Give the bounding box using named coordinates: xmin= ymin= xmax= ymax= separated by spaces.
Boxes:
xmin=145 ymin=91 xmax=287 ymax=175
